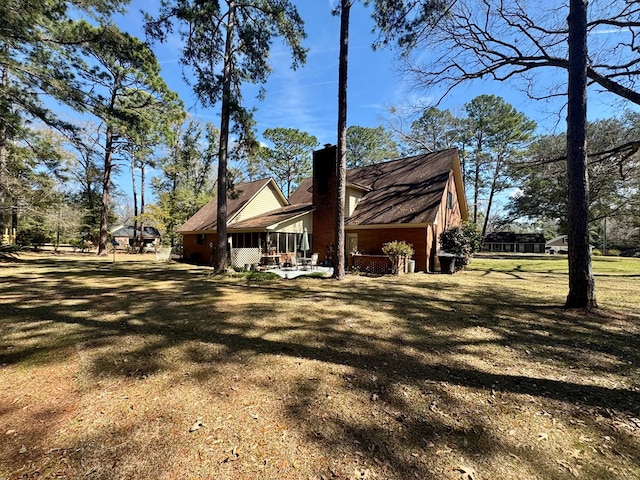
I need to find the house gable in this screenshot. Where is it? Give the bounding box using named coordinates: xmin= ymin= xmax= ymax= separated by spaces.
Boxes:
xmin=345 ymin=184 xmax=367 ymax=218
xmin=177 ymin=178 xmax=287 ymax=233
xmin=546 ymin=235 xmax=569 ymax=248
xmin=229 ymin=203 xmax=314 ymax=233
xmin=344 ymin=149 xmax=464 ymax=226
xmin=229 ymin=181 xmax=288 ymax=225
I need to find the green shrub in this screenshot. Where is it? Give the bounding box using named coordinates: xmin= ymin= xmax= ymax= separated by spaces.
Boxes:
xmin=592 ymin=248 xmax=602 ymax=256
xmin=382 ymin=240 xmax=415 ymax=274
xmin=382 ymin=240 xmax=415 ymax=258
xmin=607 ymin=249 xmax=621 ymax=257
xmin=16 ymin=227 xmax=51 ymax=248
xmin=439 ymin=222 xmax=482 ymax=267
xmin=70 ymin=238 xmax=93 ymax=252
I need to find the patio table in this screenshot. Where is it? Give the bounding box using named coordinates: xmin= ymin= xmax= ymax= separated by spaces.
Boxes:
xmin=261 ymin=254 xmax=281 ymax=267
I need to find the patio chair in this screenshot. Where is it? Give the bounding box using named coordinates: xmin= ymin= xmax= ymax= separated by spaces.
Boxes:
xmin=310 ymin=253 xmax=319 ymax=270
xmin=290 ymin=255 xmax=298 ymax=270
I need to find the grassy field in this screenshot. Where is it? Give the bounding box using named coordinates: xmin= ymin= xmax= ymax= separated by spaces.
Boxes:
xmin=1 ymin=252 xmax=639 ymax=480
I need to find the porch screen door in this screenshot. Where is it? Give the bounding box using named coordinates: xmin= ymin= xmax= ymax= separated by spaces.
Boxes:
xmin=347 ymin=233 xmax=358 ymax=254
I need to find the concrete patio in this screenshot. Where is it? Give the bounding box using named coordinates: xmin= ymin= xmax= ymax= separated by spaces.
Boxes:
xmin=264 ymin=265 xmax=333 ymax=279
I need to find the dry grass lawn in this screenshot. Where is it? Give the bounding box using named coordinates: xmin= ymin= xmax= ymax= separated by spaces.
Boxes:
xmin=1 ymin=252 xmax=639 ymax=480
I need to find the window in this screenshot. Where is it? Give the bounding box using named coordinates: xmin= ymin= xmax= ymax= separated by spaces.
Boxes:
xmin=446 ymin=191 xmax=454 ymax=210
xmin=230 ymin=232 xmax=262 ymax=249
xmin=196 ymin=234 xmax=205 ymax=245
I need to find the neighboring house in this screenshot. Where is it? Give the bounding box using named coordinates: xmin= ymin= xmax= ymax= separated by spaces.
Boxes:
xmin=482 ymin=232 xmax=546 ymax=253
xmin=178 ymin=146 xmax=468 ymax=272
xmin=545 ymin=234 xmax=594 ymax=254
xmin=546 ymin=235 xmax=570 ymax=254
xmin=111 ymin=225 xmax=162 ymax=248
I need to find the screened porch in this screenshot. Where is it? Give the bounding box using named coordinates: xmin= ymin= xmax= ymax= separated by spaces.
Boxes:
xmin=228 ymin=231 xmax=313 ymax=269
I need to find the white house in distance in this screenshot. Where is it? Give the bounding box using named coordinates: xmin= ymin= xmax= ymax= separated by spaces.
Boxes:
xmin=546 ymin=235 xmax=570 ymax=254
xmin=546 ymin=234 xmax=594 ymax=254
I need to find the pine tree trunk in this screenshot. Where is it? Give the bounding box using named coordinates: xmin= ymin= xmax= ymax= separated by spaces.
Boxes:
xmin=0 ymin=120 xmax=7 ymax=244
xmin=334 ymin=0 xmax=351 ymax=280
xmin=215 ymin=1 xmax=236 ymax=272
xmin=473 ymin=161 xmax=480 ymax=224
xmin=131 ymin=150 xmax=138 ymax=248
xmin=138 ymin=162 xmax=145 ymax=253
xmin=565 ymin=0 xmax=597 ymax=309
xmin=98 ymin=127 xmax=115 ymax=256
xmin=481 ymin=157 xmax=502 ymax=239
xmin=0 ymin=65 xmax=8 ymax=243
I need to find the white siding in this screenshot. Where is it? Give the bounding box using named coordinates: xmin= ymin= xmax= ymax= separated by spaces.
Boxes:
xmin=271 ymin=213 xmax=313 ymax=233
xmin=345 ymin=187 xmax=364 ymax=217
xmin=231 ymin=183 xmax=286 ymax=224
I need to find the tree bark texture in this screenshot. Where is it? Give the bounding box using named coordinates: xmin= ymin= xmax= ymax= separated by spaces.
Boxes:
xmin=131 ymin=150 xmax=139 ymax=246
xmin=0 ymin=65 xmax=8 ymax=242
xmin=98 ymin=126 xmax=114 ymax=256
xmin=138 ymin=162 xmax=146 ymax=252
xmin=565 ymin=0 xmax=597 ymax=309
xmin=481 ymin=158 xmax=501 ymax=240
xmin=334 ymin=0 xmax=351 ymax=280
xmin=215 ymin=1 xmax=236 ymax=272
xmin=0 ymin=119 xmax=7 ymax=243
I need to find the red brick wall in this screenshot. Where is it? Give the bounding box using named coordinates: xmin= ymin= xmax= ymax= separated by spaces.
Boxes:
xmin=346 ymin=227 xmax=429 ymax=272
xmin=182 ymin=233 xmax=217 ymax=265
xmin=432 ymin=172 xmax=464 ymax=272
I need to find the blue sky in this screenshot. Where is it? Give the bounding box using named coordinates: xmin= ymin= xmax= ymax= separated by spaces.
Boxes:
xmin=106 ymin=0 xmax=635 ymax=214
xmin=113 ymin=1 xmax=632 ymax=148
xmin=115 ymin=1 xmax=411 ymax=146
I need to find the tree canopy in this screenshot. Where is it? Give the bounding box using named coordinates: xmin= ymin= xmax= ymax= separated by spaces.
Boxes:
xmin=70 ymin=21 xmax=183 ymax=255
xmin=256 ymin=127 xmax=318 ymax=198
xmin=370 ymin=0 xmax=640 ymax=308
xmin=346 ymin=125 xmax=399 ymax=168
xmin=145 ymin=0 xmax=308 ymax=271
xmin=0 ymin=0 xmax=130 ymax=242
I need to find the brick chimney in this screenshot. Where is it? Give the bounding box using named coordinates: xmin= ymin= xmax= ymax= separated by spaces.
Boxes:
xmin=312 ymin=144 xmax=338 ymax=264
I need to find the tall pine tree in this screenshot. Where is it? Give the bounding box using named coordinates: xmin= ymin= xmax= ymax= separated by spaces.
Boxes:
xmin=145 ymin=0 xmax=307 ymax=271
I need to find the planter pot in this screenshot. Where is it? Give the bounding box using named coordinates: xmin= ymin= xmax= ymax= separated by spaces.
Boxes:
xmin=438 ymin=254 xmax=456 ymax=274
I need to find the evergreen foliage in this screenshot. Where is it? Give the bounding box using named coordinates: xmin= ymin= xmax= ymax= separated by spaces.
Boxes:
xmin=346 ymin=125 xmax=399 ymax=168
xmin=145 ymin=0 xmax=307 ymax=271
xmin=255 ymin=127 xmax=318 ymax=197
xmin=439 ymin=222 xmax=481 ymax=267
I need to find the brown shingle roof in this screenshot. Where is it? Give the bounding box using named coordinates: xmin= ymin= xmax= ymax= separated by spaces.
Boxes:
xmin=484 ymin=232 xmax=546 ymax=244
xmin=177 ymin=178 xmax=274 ymax=233
xmin=288 ymin=148 xmax=459 ymax=225
xmin=288 ymin=177 xmax=312 ymax=205
xmin=347 ymin=150 xmax=455 ymax=225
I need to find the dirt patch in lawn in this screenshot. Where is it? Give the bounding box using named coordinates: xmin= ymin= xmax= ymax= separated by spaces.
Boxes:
xmin=1 ymin=253 xmax=639 ymax=479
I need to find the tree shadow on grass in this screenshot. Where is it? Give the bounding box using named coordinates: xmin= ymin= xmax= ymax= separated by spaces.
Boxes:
xmin=1 ymin=259 xmax=639 ymax=479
